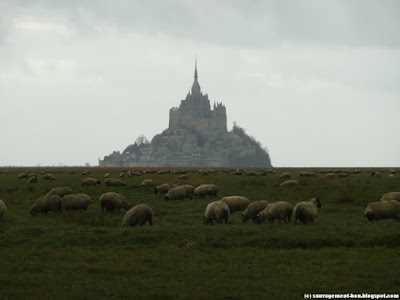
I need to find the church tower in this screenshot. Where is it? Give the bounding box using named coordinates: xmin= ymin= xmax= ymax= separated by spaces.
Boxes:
xmin=168 ymin=59 xmax=227 ymax=134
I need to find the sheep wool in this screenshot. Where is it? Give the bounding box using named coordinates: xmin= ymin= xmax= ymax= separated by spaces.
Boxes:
xmin=154 ymin=183 xmax=171 ymax=195
xmin=203 ymin=200 xmax=230 ymax=224
xmin=165 ymin=186 xmax=186 ymax=201
xmin=104 ymin=178 xmax=127 ymax=187
xmin=221 ymin=196 xmax=250 ymax=214
xmin=293 ymin=197 xmax=322 ymax=224
xmin=100 ymin=192 xmax=131 ymax=212
xmin=141 ymin=179 xmax=153 ymax=187
xmin=122 ymin=204 xmax=153 ymax=227
xmin=61 ymin=194 xmax=91 ymax=211
xmin=46 ymin=187 xmax=73 ymax=198
xmin=380 ymin=192 xmax=400 ymax=202
xmin=364 ymin=200 xmax=400 ymax=221
xmin=242 ymin=200 xmax=269 ymax=222
xmin=30 ymin=195 xmax=62 ymax=215
xmin=257 ymin=201 xmax=293 ymax=224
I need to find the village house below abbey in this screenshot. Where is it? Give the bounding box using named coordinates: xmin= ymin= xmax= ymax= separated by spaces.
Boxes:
xmin=99 ymin=61 xmax=272 ymax=167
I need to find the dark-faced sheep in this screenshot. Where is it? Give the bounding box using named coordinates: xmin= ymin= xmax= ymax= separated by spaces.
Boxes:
xmin=61 ymin=193 xmax=91 ymax=211
xmin=30 ymin=195 xmax=62 ymax=215
xmin=105 ymin=178 xmax=126 ymax=187
xmin=221 ymin=196 xmax=250 ymax=214
xmin=99 ymin=192 xmax=131 ymax=212
xmin=154 ymin=183 xmax=171 ymax=195
xmin=0 ymin=199 xmax=6 ymax=217
xmin=194 ymin=184 xmax=219 ymax=198
xmin=46 ymin=186 xmax=72 ymax=198
xmin=165 ymin=186 xmax=186 ymax=201
xmin=364 ymin=200 xmax=400 ymax=221
xmin=82 ymin=177 xmax=100 ymax=186
xmin=141 ymin=179 xmax=153 ymax=187
xmin=380 ymin=192 xmax=400 ymax=202
xmin=104 ymin=173 xmax=110 ymax=179
xmin=242 ymin=200 xmax=269 ymax=222
xmin=203 ymin=200 xmax=230 ymax=224
xmin=293 ymin=197 xmax=321 ymax=224
xmin=122 ymin=204 xmax=153 ymax=226
xmin=256 ymin=201 xmax=293 ymax=224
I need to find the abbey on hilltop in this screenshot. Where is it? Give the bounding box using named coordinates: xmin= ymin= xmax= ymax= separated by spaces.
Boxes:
xmin=99 ymin=61 xmax=272 ymax=167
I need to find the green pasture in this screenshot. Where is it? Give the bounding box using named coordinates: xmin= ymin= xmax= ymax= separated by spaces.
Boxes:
xmin=0 ymin=168 xmax=399 ymax=299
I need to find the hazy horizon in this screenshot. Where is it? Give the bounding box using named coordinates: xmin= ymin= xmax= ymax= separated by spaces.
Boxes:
xmin=1 ymin=1 xmax=400 ymax=167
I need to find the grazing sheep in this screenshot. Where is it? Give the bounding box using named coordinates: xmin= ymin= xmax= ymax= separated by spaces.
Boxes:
xmin=280 ymin=172 xmax=291 ymax=179
xmin=242 ymin=200 xmax=269 ymax=222
xmin=194 ymin=184 xmax=219 ymax=198
xmin=18 ymin=172 xmax=29 ymax=179
xmin=104 ymin=178 xmax=126 ymax=187
xmin=323 ymin=173 xmax=336 ymax=179
xmin=99 ymin=192 xmax=131 ymax=212
xmin=119 ymin=172 xmax=126 ymax=177
xmin=203 ymin=200 xmax=230 ymax=224
xmin=256 ymin=201 xmax=293 ymax=224
xmin=30 ymin=195 xmax=62 ymax=215
xmin=364 ymin=200 xmax=400 ymax=221
xmin=122 ymin=204 xmax=153 ymax=227
xmin=293 ymin=197 xmax=321 ymax=224
xmin=233 ymin=170 xmax=243 ymax=176
xmin=104 ymin=173 xmax=110 ymax=179
xmin=246 ymin=171 xmax=257 ymax=176
xmin=27 ymin=176 xmax=38 ymax=183
xmin=380 ymin=192 xmax=400 ymax=202
xmin=0 ymin=199 xmax=6 ymax=217
xmin=179 ymin=174 xmax=188 ymax=180
xmin=181 ymin=185 xmax=195 ymax=200
xmin=43 ymin=173 xmax=55 ymax=181
xmin=81 ymin=171 xmax=90 ymax=175
xmin=154 ymin=183 xmax=171 ymax=195
xmin=82 ymin=177 xmax=101 ymax=186
xmin=299 ymin=171 xmax=317 ymax=177
xmin=221 ymin=196 xmax=250 ymax=214
xmin=280 ymin=180 xmax=299 ymax=187
xmin=165 ymin=186 xmax=186 ymax=201
xmin=61 ymin=193 xmax=91 ymax=211
xmin=46 ymin=186 xmax=72 ymax=198
xmin=141 ymin=179 xmax=153 ymax=187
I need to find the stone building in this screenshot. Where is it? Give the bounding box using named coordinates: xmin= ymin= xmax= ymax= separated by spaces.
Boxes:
xmin=169 ymin=61 xmax=227 ymax=134
xmin=99 ymin=61 xmax=272 ymax=168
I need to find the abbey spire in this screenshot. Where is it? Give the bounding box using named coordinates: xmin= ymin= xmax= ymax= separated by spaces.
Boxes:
xmin=191 ymin=57 xmax=201 ymax=95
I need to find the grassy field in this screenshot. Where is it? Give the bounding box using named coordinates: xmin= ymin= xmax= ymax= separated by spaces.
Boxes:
xmin=0 ymin=167 xmax=399 ymax=299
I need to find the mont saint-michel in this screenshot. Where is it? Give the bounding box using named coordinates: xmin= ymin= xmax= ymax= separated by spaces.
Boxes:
xmin=99 ymin=62 xmax=272 ymax=168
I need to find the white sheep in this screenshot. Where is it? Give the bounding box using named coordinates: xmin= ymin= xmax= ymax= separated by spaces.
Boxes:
xmin=221 ymin=196 xmax=250 ymax=214
xmin=164 ymin=186 xmax=186 ymax=201
xmin=100 ymin=192 xmax=131 ymax=212
xmin=293 ymin=197 xmax=321 ymax=224
xmin=256 ymin=201 xmax=294 ymax=224
xmin=364 ymin=200 xmax=400 ymax=221
xmin=380 ymin=192 xmax=400 ymax=202
xmin=203 ymin=200 xmax=230 ymax=224
xmin=122 ymin=204 xmax=153 ymax=226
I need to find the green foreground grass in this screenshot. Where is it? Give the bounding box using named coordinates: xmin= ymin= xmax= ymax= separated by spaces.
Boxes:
xmin=0 ymin=168 xmax=399 ymax=299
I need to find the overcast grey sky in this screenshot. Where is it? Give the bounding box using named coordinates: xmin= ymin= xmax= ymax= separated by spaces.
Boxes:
xmin=1 ymin=0 xmax=399 ymax=167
